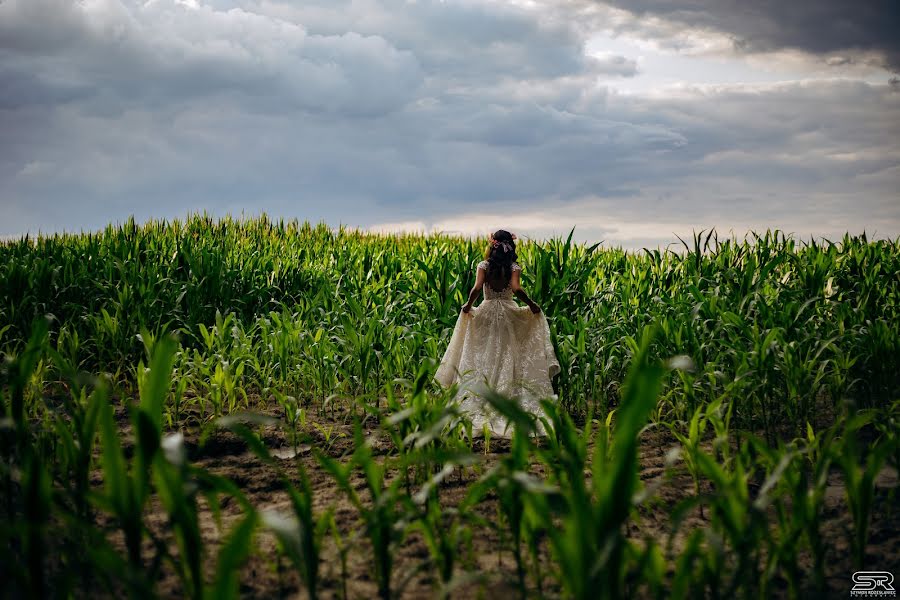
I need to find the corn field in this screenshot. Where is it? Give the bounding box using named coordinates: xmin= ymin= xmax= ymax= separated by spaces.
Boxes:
xmin=1 ymin=214 xmax=898 ymax=598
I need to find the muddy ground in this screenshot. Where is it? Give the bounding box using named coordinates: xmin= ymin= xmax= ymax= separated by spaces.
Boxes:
xmin=93 ymin=402 xmax=899 ymax=599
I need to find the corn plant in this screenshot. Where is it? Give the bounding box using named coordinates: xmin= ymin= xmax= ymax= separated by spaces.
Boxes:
xmin=524 ymin=327 xmax=668 ymax=600
xmin=832 ymin=410 xmax=897 ymax=570
xmin=408 ymin=464 xmax=482 ymax=592
xmin=95 ymin=335 xmax=178 ymax=594
xmin=154 ymin=430 xmax=259 ymax=599
xmin=318 ymin=423 xmax=409 ymax=600
xmin=216 ymin=412 xmax=329 ymax=600
xmin=2 ymin=217 xmax=899 ymax=599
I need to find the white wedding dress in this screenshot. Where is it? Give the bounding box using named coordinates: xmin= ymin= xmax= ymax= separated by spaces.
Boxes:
xmin=434 ymin=261 xmax=561 ymax=437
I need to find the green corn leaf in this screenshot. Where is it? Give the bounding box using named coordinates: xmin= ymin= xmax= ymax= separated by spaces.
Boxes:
xmin=98 ymin=398 xmax=128 ymax=513
xmin=210 ymin=512 xmax=258 ymax=600
xmin=139 ymin=334 xmax=178 ymax=434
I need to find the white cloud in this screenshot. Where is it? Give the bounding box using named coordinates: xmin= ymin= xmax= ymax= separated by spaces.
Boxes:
xmin=0 ymin=0 xmax=424 ymax=115
xmin=368 ymin=193 xmax=900 ymax=251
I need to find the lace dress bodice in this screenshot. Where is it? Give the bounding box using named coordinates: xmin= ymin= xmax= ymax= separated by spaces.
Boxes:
xmin=478 ymin=260 xmax=521 ymax=300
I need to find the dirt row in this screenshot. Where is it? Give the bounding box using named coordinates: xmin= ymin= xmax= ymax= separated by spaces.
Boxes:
xmin=97 ymin=406 xmax=899 ymax=599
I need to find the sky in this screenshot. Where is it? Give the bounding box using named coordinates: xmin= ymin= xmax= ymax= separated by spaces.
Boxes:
xmin=1 ymin=0 xmax=898 ymax=250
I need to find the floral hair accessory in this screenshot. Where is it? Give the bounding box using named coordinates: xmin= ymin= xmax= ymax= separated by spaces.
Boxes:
xmin=489 ymin=231 xmax=515 ymax=252
xmin=491 ymin=239 xmax=513 ymax=252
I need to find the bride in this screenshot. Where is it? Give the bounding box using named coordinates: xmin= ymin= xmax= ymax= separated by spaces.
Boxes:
xmin=434 ymin=230 xmax=560 ymax=437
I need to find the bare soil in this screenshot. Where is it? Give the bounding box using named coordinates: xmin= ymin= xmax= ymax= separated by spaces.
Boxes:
xmin=96 ymin=403 xmax=899 ymax=599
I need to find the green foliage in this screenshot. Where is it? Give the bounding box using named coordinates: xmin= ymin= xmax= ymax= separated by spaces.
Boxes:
xmin=1 ymin=218 xmax=898 ymax=599
xmin=318 ymin=423 xmax=409 ymax=600
xmin=2 ymin=217 xmax=897 ymax=426
xmin=522 ymin=327 xmax=667 ymax=600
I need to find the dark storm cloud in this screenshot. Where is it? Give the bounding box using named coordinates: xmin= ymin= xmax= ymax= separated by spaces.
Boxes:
xmin=596 ymin=0 xmax=900 ymax=70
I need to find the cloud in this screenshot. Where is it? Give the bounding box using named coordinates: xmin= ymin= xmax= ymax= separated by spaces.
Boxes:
xmin=588 ymin=52 xmax=640 ymax=77
xmin=0 ymin=0 xmax=424 ymax=116
xmin=591 ymin=0 xmax=900 ymax=71
xmin=0 ymin=0 xmax=897 ymax=248
xmin=249 ymin=0 xmax=617 ymax=82
xmin=366 ymin=193 xmax=899 ymax=251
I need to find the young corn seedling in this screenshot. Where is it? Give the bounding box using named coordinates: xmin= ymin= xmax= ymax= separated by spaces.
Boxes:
xmin=154 ymin=430 xmax=258 ymax=600
xmin=692 ymin=434 xmax=781 ymax=598
xmin=217 ymin=412 xmax=328 ymax=600
xmin=47 ymin=379 xmax=107 ymax=587
xmin=832 ymin=410 xmax=897 ymax=570
xmin=470 ymin=427 xmax=550 ymax=599
xmin=95 ymin=334 xmax=178 ymax=596
xmin=377 ymin=365 xmax=470 ymax=492
xmin=408 ymin=472 xmax=479 ymax=592
xmin=327 ymin=511 xmax=351 ymax=600
xmin=525 ymin=328 xmax=667 ymax=600
xmin=0 ymin=319 xmax=50 ymax=596
xmin=318 ymin=422 xmax=409 ymax=600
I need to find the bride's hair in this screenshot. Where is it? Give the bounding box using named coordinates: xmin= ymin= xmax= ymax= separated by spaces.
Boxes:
xmin=484 ymin=229 xmax=517 ymax=281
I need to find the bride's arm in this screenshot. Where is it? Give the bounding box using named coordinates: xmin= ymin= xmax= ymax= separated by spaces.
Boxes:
xmin=462 ymin=266 xmax=485 ymax=313
xmin=510 ymin=270 xmax=541 ymax=314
